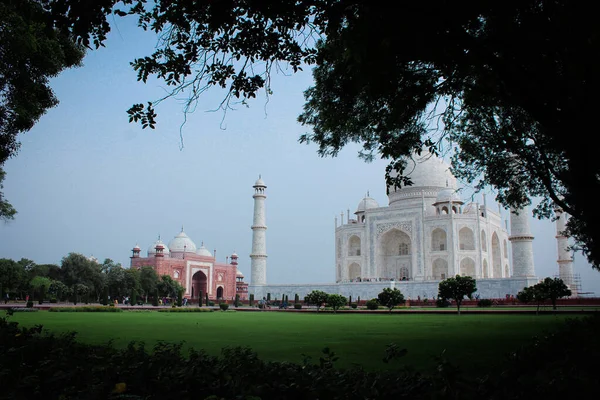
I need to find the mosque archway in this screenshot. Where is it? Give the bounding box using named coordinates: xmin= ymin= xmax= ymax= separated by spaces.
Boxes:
xmin=491 ymin=232 xmax=502 ymax=277
xmin=191 ymin=271 xmax=208 ymax=299
xmin=460 ymin=257 xmax=476 ymax=277
xmin=216 ymin=286 xmax=224 ymax=299
xmin=503 ymin=240 xmax=509 ymax=259
xmin=483 ymin=259 xmax=489 ymax=278
xmin=431 ymin=228 xmax=447 ymax=251
xmin=459 ymin=227 xmax=475 ymax=250
xmin=432 ymin=258 xmax=448 ymax=280
xmin=377 ymin=228 xmax=412 ymax=280
xmin=348 ymin=235 xmax=361 ymax=256
xmin=348 ymin=263 xmax=361 ymax=280
xmin=481 ymin=230 xmax=487 ymax=252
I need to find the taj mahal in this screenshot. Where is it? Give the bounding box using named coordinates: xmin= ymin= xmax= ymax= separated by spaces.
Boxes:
xmin=130 ymin=150 xmax=577 ymax=301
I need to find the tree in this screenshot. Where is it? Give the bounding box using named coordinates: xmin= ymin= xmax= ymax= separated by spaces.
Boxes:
xmin=30 ymin=276 xmax=52 ymax=304
xmin=305 ymin=290 xmax=329 ymax=312
xmin=517 ymin=285 xmax=547 ymax=314
xmin=117 ymin=0 xmax=600 ymax=270
xmin=524 ymin=277 xmax=572 ymax=311
xmin=326 ymin=294 xmax=347 ymax=314
xmin=0 ymin=0 xmax=86 ymax=217
xmin=7 ymin=1 xmax=600 ymax=269
xmin=0 ymin=168 xmax=16 ymax=221
xmin=123 ymin=267 xmax=141 ymax=299
xmin=107 ymin=266 xmax=127 ymax=300
xmin=157 ymin=275 xmax=183 ymax=299
xmin=0 ymin=258 xmax=25 ymax=298
xmin=139 ymin=266 xmax=159 ymax=303
xmin=377 ymin=288 xmax=405 ymax=313
xmin=438 ymin=275 xmax=477 ymax=315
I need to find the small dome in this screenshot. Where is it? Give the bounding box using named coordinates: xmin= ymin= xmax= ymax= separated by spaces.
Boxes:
xmin=148 ymin=239 xmax=169 ymax=256
xmin=254 ymin=176 xmax=266 ymax=187
xmin=168 ymin=228 xmax=197 ymax=253
xmin=435 ymin=188 xmax=462 ymax=204
xmin=196 ymin=243 xmax=213 ymax=257
xmin=133 ymin=244 xmax=141 ymax=251
xmin=231 ymin=251 xmax=238 ymax=258
xmin=236 ymin=269 xmax=244 ymax=278
xmin=355 ymin=196 xmax=379 ymax=214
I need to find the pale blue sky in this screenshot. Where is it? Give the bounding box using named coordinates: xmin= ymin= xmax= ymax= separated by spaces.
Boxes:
xmin=2 ymin=16 xmax=599 ymax=294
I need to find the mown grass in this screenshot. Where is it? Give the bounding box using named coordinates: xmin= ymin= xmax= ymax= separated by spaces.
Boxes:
xmin=3 ymin=311 xmax=576 ymax=372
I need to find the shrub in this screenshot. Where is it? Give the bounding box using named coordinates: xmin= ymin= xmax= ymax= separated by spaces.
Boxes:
xmin=350 ymin=303 xmax=358 ymax=309
xmin=436 ymin=298 xmax=450 ymax=308
xmin=26 ymin=301 xmax=34 ymax=308
xmin=366 ymin=299 xmax=379 ymax=310
xmin=219 ymin=303 xmax=229 ymax=311
xmin=9 ymin=308 xmax=38 ymax=312
xmin=48 ymin=306 xmax=123 ymax=313
xmin=477 ymin=299 xmax=493 ymax=307
xmin=294 ymin=303 xmax=302 ymax=309
xmin=49 ymin=298 xmax=57 ymax=303
xmin=208 ymin=301 xmax=215 ymax=307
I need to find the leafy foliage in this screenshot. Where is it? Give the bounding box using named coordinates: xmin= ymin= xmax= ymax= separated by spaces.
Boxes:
xmin=377 ymin=288 xmax=405 ymax=313
xmin=366 ymin=299 xmax=379 ymax=310
xmin=518 ymin=277 xmax=571 ymax=312
xmin=438 ymin=275 xmax=477 ymax=314
xmin=305 ymin=290 xmax=329 ymax=312
xmin=326 ymin=294 xmax=347 ymax=313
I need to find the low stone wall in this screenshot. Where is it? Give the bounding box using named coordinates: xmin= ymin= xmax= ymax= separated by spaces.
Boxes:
xmin=249 ymin=277 xmax=541 ymax=301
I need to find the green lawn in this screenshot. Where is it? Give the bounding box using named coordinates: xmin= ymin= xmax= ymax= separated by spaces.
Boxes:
xmin=4 ymin=311 xmax=576 ymax=372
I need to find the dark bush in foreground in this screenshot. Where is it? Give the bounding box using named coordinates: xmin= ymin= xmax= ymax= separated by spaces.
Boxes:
xmin=366 ymin=299 xmax=379 ymax=310
xmin=294 ymin=303 xmax=302 ymax=309
xmin=219 ymin=303 xmax=229 ymax=311
xmin=477 ymin=299 xmax=493 ymax=307
xmin=350 ymin=303 xmax=358 ymax=309
xmin=48 ymin=306 xmax=123 ymax=313
xmin=1 ymin=314 xmax=599 ymax=400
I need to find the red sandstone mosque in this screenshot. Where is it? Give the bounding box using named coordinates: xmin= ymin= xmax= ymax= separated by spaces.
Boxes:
xmin=130 ymin=228 xmax=248 ymax=301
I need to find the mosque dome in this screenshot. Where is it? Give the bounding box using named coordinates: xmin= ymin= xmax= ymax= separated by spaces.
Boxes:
xmin=236 ymin=269 xmax=244 ymax=278
xmin=168 ymin=228 xmax=197 ymax=253
xmin=435 ymin=188 xmax=463 ymax=204
xmin=355 ymin=196 xmax=379 ymax=214
xmin=133 ymin=244 xmax=141 ymax=251
xmin=148 ymin=239 xmax=169 ymax=256
xmin=196 ymin=243 xmax=213 ymax=257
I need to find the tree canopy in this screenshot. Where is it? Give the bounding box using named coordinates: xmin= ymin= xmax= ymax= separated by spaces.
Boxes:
xmin=377 ymin=288 xmax=405 ymax=313
xmin=4 ymin=1 xmax=600 ymax=270
xmin=438 ymin=275 xmax=477 ymax=315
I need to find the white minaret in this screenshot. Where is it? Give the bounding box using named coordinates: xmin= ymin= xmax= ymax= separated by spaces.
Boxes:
xmin=555 ymin=207 xmax=576 ymax=296
xmin=509 ymin=205 xmax=536 ymax=277
xmin=250 ymin=176 xmax=267 ymax=285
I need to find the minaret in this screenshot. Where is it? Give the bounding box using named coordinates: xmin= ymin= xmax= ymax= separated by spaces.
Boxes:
xmin=509 ymin=205 xmax=536 ymax=277
xmin=555 ymin=207 xmax=576 ymax=296
xmin=250 ymin=176 xmax=267 ymax=285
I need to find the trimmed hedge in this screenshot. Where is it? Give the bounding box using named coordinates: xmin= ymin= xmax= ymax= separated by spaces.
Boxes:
xmin=157 ymin=308 xmax=213 ymax=313
xmin=49 ymin=306 xmax=123 ymax=313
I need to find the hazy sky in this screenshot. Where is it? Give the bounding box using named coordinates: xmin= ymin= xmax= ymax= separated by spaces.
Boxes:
xmin=2 ymin=16 xmax=599 ymax=295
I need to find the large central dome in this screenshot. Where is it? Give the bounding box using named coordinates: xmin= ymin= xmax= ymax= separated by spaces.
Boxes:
xmin=168 ymin=228 xmax=197 ymax=253
xmin=387 ymin=150 xmax=457 ymax=206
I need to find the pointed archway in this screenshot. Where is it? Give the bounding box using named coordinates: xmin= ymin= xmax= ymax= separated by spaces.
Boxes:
xmin=192 ymin=271 xmax=208 ymax=299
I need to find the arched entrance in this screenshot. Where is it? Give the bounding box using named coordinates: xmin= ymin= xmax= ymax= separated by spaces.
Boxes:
xmin=216 ymin=286 xmax=224 ymax=299
xmin=192 ymin=271 xmax=208 ymax=299
xmin=377 ymin=228 xmax=412 ymax=280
